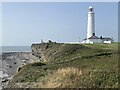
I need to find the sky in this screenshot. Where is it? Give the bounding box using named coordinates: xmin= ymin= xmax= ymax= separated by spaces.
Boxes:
xmin=1 ymin=2 xmax=118 ymax=46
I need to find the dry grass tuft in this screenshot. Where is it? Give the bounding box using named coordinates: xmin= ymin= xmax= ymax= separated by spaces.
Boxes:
xmin=56 ymin=67 xmax=82 ymax=77
xmin=37 ymin=67 xmax=82 ymax=88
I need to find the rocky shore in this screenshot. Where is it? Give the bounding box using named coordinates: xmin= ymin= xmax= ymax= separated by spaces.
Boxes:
xmin=0 ymin=52 xmax=40 ymax=89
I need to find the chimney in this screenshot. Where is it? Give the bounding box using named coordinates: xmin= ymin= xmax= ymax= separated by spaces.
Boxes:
xmin=93 ymin=33 xmax=95 ymax=36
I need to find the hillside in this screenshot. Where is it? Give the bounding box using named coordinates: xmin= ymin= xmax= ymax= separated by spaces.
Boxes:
xmin=8 ymin=42 xmax=118 ymax=88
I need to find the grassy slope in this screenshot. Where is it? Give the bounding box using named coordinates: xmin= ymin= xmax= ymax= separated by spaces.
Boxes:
xmin=9 ymin=43 xmax=118 ymax=88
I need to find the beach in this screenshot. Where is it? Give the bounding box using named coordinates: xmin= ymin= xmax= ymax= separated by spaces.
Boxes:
xmin=0 ymin=52 xmax=40 ymax=89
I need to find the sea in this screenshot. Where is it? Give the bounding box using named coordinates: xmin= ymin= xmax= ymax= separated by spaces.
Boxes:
xmin=0 ymin=46 xmax=31 ymax=54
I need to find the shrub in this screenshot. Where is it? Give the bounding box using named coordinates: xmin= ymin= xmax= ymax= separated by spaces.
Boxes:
xmin=31 ymin=62 xmax=46 ymax=66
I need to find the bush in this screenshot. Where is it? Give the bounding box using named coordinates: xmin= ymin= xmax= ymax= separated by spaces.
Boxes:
xmin=31 ymin=62 xmax=46 ymax=66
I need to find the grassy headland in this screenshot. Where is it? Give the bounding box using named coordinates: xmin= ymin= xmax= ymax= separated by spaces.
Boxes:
xmin=8 ymin=42 xmax=118 ymax=88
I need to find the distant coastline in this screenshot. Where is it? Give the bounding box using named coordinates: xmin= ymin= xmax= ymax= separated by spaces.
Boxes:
xmin=1 ymin=46 xmax=31 ymax=53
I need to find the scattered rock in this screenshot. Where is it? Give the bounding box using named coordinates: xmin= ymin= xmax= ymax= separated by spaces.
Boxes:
xmin=9 ymin=65 xmax=12 ymax=68
xmin=13 ymin=62 xmax=17 ymax=64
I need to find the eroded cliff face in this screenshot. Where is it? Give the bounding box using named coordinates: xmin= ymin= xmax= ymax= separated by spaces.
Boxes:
xmin=31 ymin=42 xmax=92 ymax=63
xmin=31 ymin=42 xmax=63 ymax=62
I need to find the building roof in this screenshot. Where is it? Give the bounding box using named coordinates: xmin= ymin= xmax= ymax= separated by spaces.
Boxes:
xmin=82 ymin=35 xmax=100 ymax=41
xmin=101 ymin=37 xmax=113 ymax=40
xmin=82 ymin=35 xmax=113 ymax=41
xmin=88 ymin=35 xmax=100 ymax=39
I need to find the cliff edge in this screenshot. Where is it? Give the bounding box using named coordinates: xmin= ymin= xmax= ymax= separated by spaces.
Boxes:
xmin=8 ymin=42 xmax=118 ymax=88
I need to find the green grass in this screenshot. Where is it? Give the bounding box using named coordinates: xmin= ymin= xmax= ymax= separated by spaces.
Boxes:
xmin=9 ymin=43 xmax=118 ymax=88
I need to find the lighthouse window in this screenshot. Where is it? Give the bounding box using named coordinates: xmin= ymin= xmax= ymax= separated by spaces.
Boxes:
xmin=89 ymin=8 xmax=92 ymax=12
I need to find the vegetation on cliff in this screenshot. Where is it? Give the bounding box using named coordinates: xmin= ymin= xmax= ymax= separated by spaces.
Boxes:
xmin=9 ymin=42 xmax=118 ymax=88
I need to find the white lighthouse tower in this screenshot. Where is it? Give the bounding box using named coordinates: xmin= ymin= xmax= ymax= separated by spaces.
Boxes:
xmin=87 ymin=6 xmax=95 ymax=38
xmin=82 ymin=6 xmax=113 ymax=44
